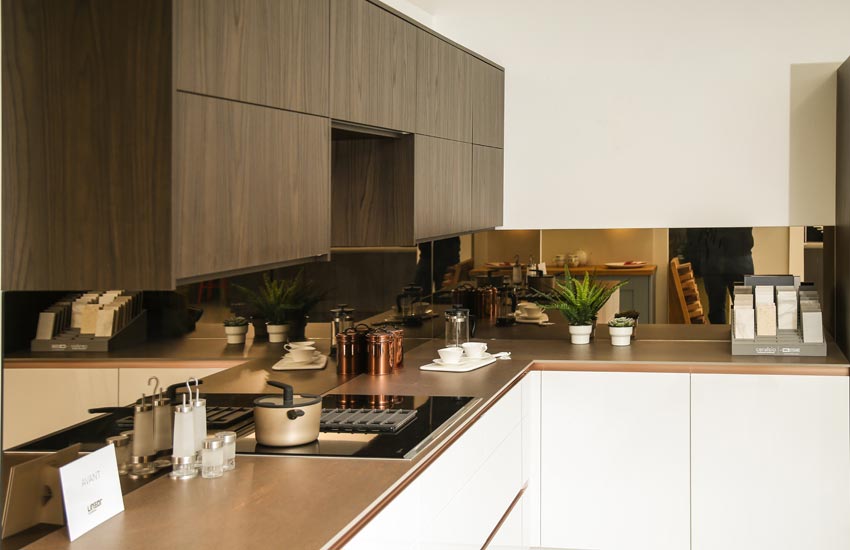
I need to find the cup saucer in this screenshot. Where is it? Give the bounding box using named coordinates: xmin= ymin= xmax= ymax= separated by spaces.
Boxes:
xmin=434 ymin=358 xmax=470 ymax=366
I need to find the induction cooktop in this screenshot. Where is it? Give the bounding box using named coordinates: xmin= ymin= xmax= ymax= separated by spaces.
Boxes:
xmin=236 ymin=394 xmax=479 ymax=460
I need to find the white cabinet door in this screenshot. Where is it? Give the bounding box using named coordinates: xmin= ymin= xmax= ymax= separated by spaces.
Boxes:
xmin=342 ymin=478 xmax=422 ymax=550
xmin=487 ymin=491 xmax=526 ymax=550
xmin=3 ymin=368 xmax=119 ymax=449
xmin=521 ymin=371 xmax=541 ymax=547
xmin=691 ymin=374 xmax=850 ymax=550
xmin=541 ymin=371 xmax=691 ymax=550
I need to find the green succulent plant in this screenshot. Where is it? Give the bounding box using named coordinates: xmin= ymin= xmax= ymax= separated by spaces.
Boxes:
xmin=608 ymin=316 xmax=636 ymax=328
xmin=223 ymin=316 xmax=249 ymax=327
xmin=536 ymin=271 xmax=627 ymax=326
xmin=234 ymin=271 xmax=325 ymax=326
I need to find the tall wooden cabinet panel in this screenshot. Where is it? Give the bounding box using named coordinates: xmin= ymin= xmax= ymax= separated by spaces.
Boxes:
xmin=330 ymin=0 xmax=416 ymax=131
xmin=471 ymin=58 xmax=505 ymax=148
xmin=174 ymin=93 xmax=329 ymax=282
xmin=414 ymin=135 xmax=472 ymax=241
xmin=416 ymin=31 xmax=472 ymax=142
xmin=472 ymin=145 xmax=504 ymax=230
xmin=175 ymin=0 xmax=329 ymax=116
xmin=1 ymin=0 xmax=173 ymax=290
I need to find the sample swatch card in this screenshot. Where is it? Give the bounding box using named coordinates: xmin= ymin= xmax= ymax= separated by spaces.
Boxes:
xmin=59 ymin=445 xmax=124 ymax=541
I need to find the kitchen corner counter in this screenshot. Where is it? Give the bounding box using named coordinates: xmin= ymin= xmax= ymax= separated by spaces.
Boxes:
xmin=15 ymin=325 xmax=849 ymax=550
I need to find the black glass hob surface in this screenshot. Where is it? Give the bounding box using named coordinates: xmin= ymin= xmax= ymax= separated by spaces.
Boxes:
xmin=237 ymin=394 xmax=478 ymax=459
xmin=11 ymin=394 xmax=478 ymax=461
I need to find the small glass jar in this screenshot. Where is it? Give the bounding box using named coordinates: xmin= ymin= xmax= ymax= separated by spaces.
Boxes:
xmin=215 ymin=431 xmax=237 ymax=471
xmin=106 ymin=435 xmax=131 ymax=475
xmin=201 ymin=436 xmax=224 ymax=479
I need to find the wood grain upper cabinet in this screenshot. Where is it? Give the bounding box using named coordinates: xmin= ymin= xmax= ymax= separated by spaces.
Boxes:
xmin=175 ymin=0 xmax=329 ymax=116
xmin=471 ymin=58 xmax=505 ymax=148
xmin=174 ymin=93 xmax=329 ymax=282
xmin=330 ymin=0 xmax=416 ymax=131
xmin=471 ymin=145 xmax=504 ymax=231
xmin=414 ymin=135 xmax=472 ymax=241
xmin=416 ymin=31 xmax=472 ymax=142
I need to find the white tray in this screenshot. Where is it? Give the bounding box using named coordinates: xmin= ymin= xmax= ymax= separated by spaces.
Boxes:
xmin=420 ymin=357 xmax=497 ymax=373
xmin=515 ymin=313 xmax=549 ymax=324
xmin=271 ymin=354 xmax=328 ymax=371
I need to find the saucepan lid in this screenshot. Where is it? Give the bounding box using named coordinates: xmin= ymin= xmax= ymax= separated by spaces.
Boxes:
xmin=254 ymin=380 xmax=321 ymax=408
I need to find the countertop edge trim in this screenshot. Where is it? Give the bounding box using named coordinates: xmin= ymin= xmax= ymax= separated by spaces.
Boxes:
xmin=530 ymin=361 xmax=850 ymax=376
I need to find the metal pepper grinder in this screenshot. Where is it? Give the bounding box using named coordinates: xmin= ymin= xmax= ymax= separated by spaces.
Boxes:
xmin=329 ymin=304 xmax=355 ymax=356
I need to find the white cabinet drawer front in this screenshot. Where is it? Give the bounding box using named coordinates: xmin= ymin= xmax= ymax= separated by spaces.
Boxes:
xmin=419 ymin=384 xmax=522 ymax=517
xmin=487 ymin=490 xmax=525 ymax=550
xmin=541 ymin=371 xmax=690 ymax=550
xmin=422 ymin=421 xmax=523 ymax=550
xmin=343 ymin=478 xmax=422 ymax=550
xmin=520 ymin=372 xmax=541 ymax=546
xmin=692 ymin=374 xmax=850 ymax=550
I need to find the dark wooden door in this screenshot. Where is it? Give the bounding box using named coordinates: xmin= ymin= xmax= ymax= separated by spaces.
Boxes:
xmin=471 ymin=58 xmax=505 ymax=148
xmin=175 ymin=0 xmax=329 ymax=116
xmin=471 ymin=145 xmax=504 ymax=231
xmin=330 ymin=0 xmax=416 ymax=131
xmin=414 ymin=135 xmax=472 ymax=241
xmin=173 ymin=93 xmax=330 ymax=282
xmin=416 ymin=31 xmax=472 ymax=142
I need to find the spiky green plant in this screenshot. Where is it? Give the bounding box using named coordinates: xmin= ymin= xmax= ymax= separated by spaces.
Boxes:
xmin=538 ymin=271 xmax=627 ymax=326
xmin=223 ymin=316 xmax=249 ymax=327
xmin=234 ymin=271 xmax=325 ymax=325
xmin=608 ymin=316 xmax=636 ymax=328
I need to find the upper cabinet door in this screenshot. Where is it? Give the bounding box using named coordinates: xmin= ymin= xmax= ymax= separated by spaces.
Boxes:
xmin=416 ymin=31 xmax=472 ymax=142
xmin=173 ymin=93 xmax=330 ymax=282
xmin=414 ymin=135 xmax=472 ymax=241
xmin=175 ymin=0 xmax=329 ymax=116
xmin=330 ymin=0 xmax=416 ymax=132
xmin=471 ymin=58 xmax=505 ymax=148
xmin=471 ymin=145 xmax=504 ymax=231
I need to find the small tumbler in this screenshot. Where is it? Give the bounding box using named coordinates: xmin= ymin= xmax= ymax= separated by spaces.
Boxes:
xmin=106 ymin=435 xmax=131 ymax=475
xmin=215 ymin=431 xmax=237 ymax=471
xmin=201 ymin=436 xmax=224 ymax=479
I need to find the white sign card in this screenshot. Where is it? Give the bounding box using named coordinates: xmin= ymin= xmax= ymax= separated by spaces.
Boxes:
xmin=59 ymin=444 xmax=125 ymax=541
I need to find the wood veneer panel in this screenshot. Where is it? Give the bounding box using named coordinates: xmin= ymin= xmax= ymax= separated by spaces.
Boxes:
xmin=331 ymin=136 xmax=414 ymax=246
xmin=471 ymin=58 xmax=505 ymax=148
xmin=330 ymin=0 xmax=416 ymax=131
xmin=173 ymin=93 xmax=329 ymax=281
xmin=1 ymin=0 xmax=173 ymax=289
xmin=414 ymin=135 xmax=472 ymax=241
xmin=416 ymin=30 xmax=472 ymax=142
xmin=835 ymin=58 xmax=850 ymax=356
xmin=472 ymin=145 xmax=504 ymax=231
xmin=175 ymin=0 xmax=329 ymax=116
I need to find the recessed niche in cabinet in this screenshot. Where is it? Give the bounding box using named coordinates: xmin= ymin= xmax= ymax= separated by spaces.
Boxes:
xmin=331 ymin=127 xmax=414 ymax=247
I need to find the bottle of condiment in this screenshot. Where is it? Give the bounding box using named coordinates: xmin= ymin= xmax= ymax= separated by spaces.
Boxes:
xmin=189 ymin=378 xmax=206 ymax=465
xmin=215 ymin=431 xmax=237 ymax=471
xmin=106 ymin=434 xmax=131 ymax=475
xmin=131 ymin=393 xmax=156 ymax=477
xmin=512 ymin=255 xmax=522 ymax=285
xmin=201 ymin=436 xmax=224 ymax=479
xmin=170 ymin=394 xmax=197 ymax=480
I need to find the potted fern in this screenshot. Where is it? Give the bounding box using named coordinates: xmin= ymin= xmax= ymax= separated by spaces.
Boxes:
xmin=223 ymin=316 xmax=249 ymax=345
xmin=235 ymin=271 xmax=324 ymax=343
xmin=542 ymin=272 xmax=627 ymax=344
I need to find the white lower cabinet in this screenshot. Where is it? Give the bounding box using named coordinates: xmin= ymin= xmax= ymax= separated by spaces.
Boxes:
xmin=691 ymin=374 xmax=850 ymax=550
xmin=540 ymin=371 xmax=691 ymax=550
xmin=344 ymin=376 xmax=531 ymax=550
xmin=487 ymin=490 xmax=526 ymax=550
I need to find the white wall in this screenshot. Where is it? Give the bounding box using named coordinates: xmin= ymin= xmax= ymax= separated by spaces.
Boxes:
xmin=403 ymin=0 xmax=850 ymax=229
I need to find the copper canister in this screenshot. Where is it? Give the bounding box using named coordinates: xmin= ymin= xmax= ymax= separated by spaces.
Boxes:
xmin=336 ymin=329 xmax=358 ymax=375
xmin=474 ymin=286 xmax=499 ymax=321
xmin=367 ymin=330 xmax=394 ymax=376
xmin=387 ymin=327 xmax=404 ymax=369
xmin=354 ymin=324 xmax=371 ymax=373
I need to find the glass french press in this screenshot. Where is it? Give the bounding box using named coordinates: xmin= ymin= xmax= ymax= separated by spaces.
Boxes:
xmin=445 ymin=306 xmax=472 ymax=348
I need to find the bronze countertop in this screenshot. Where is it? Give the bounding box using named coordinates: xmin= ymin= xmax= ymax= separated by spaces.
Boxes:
xmin=15 ymin=325 xmax=849 ymax=550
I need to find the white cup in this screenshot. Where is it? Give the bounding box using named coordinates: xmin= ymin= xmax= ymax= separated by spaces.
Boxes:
xmin=461 ymin=342 xmax=488 ymax=358
xmin=287 ymin=347 xmax=318 ymax=363
xmin=285 ymin=341 xmax=316 ymax=351
xmin=521 ymin=303 xmax=545 ymax=319
xmin=437 ymin=347 xmax=464 ymax=364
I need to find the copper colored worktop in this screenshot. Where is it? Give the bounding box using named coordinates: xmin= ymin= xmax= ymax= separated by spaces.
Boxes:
xmin=16 ymin=325 xmax=849 ymax=550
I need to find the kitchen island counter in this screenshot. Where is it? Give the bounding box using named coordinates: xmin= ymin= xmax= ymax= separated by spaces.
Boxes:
xmin=16 ymin=325 xmax=849 ymax=550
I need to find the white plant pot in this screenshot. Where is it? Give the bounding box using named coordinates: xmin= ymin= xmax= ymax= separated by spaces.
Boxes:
xmin=224 ymin=325 xmax=248 ymax=345
xmin=267 ymin=323 xmax=289 ymax=343
xmin=569 ymin=324 xmax=593 ymax=345
xmin=609 ymin=326 xmax=633 ymax=346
